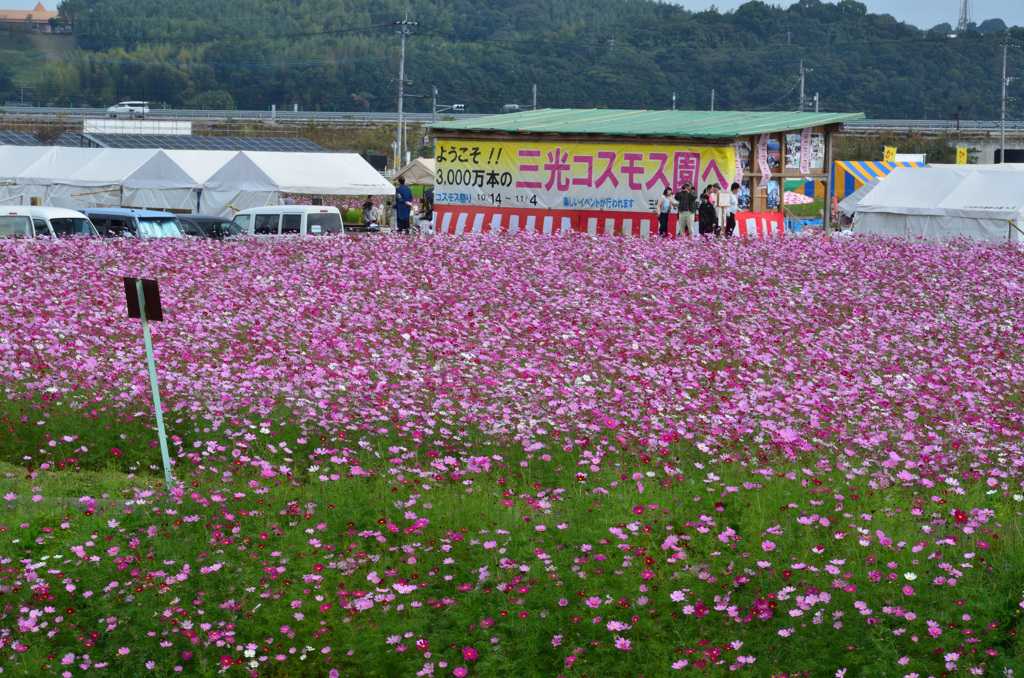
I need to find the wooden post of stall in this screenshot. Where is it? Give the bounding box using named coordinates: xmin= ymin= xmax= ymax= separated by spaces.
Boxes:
xmin=824 ymin=130 xmax=834 ymax=235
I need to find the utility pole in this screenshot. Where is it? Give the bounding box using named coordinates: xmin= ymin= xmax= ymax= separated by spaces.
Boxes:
xmin=432 ymin=85 xmax=437 ymax=123
xmin=394 ymin=12 xmax=418 ymax=170
xmin=672 ymin=92 xmax=676 ymax=110
xmin=799 ymin=61 xmax=813 ymax=112
xmin=532 ymin=83 xmax=537 ymax=110
xmin=814 ymin=92 xmax=819 ymax=113
xmin=1001 ymin=39 xmax=1008 ymax=163
xmin=710 ymin=89 xmax=715 ymax=111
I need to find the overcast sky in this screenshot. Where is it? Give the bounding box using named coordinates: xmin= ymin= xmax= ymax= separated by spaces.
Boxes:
xmin=675 ymin=0 xmax=1022 ymax=29
xmin=10 ymin=0 xmax=1023 ymax=28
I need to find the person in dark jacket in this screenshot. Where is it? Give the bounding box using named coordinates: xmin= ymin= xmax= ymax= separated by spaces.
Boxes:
xmin=698 ymin=187 xmax=719 ymax=236
xmin=395 ymin=177 xmax=414 ymax=234
xmin=674 ymin=181 xmax=698 ymax=236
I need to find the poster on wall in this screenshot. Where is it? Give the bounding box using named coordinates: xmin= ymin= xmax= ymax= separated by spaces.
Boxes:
xmin=738 ymin=180 xmax=752 ymax=211
xmin=766 ymin=180 xmax=780 ymax=209
xmin=434 ymin=140 xmax=736 ymax=212
xmin=809 ymin=134 xmax=825 ymax=169
xmin=736 ymin=141 xmax=752 ymax=181
xmin=766 ymin=138 xmax=781 ymax=172
xmin=785 ymin=134 xmax=802 ymax=170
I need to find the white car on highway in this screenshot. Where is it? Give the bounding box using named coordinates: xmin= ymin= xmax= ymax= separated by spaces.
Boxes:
xmin=106 ymin=101 xmax=149 ymax=118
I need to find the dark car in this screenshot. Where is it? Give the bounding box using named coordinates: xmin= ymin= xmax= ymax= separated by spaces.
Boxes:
xmin=178 ymin=214 xmax=243 ymax=240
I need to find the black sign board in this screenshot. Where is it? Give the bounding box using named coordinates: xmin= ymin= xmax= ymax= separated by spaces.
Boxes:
xmin=123 ymin=277 xmax=164 ymax=321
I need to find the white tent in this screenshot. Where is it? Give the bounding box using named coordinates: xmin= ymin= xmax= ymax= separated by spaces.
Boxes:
xmin=927 ymin=163 xmax=1024 ymax=170
xmin=1 ymin=146 xmax=393 ymax=216
xmin=162 ymin=150 xmax=239 ymax=213
xmin=837 ymin=177 xmax=881 ymax=216
xmin=394 ymin=158 xmax=435 ymax=186
xmin=202 ymin=151 xmax=394 ymax=216
xmin=0 ymin=147 xmax=201 ymax=210
xmin=854 ymin=167 xmax=1024 ymax=241
xmin=0 ymin=147 xmax=54 ymax=206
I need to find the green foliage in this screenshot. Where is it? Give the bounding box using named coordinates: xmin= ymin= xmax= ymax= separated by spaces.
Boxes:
xmin=3 ymin=0 xmax=1024 ymax=116
xmin=832 ymin=131 xmax=964 ymax=163
xmin=0 ymin=60 xmax=13 ymax=96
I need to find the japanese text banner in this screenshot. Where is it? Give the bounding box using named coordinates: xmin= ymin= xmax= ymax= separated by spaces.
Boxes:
xmin=435 ymin=141 xmax=735 ymax=211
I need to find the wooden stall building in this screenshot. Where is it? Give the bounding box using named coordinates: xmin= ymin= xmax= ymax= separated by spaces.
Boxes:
xmin=426 ymin=108 xmax=863 ymax=237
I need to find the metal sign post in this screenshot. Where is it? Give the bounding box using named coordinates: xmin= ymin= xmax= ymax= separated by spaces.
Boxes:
xmin=123 ymin=277 xmax=173 ymax=490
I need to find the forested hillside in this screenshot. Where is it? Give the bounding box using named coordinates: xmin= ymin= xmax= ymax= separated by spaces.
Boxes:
xmin=6 ymin=0 xmax=1024 ymax=118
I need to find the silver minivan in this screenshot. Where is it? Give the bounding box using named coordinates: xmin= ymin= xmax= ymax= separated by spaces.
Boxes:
xmin=0 ymin=207 xmax=34 ymax=238
xmin=29 ymin=207 xmax=99 ymax=238
xmin=233 ymin=206 xmax=345 ymax=237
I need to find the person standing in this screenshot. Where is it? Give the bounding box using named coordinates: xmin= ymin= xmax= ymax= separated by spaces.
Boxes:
xmin=674 ymin=181 xmax=697 ymax=236
xmin=725 ymin=182 xmax=740 ymax=238
xmin=395 ymin=176 xmax=414 ymax=234
xmin=654 ymin=187 xmax=675 ymax=237
xmin=698 ymin=187 xmax=719 ymax=236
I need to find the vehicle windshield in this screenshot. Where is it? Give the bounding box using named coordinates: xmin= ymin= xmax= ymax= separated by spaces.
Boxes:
xmin=0 ymin=215 xmax=33 ymax=238
xmin=50 ymin=218 xmax=96 ymax=237
xmin=307 ymin=212 xmax=343 ymax=235
xmin=199 ymin=220 xmax=243 ymax=237
xmin=137 ymin=217 xmax=184 ymax=239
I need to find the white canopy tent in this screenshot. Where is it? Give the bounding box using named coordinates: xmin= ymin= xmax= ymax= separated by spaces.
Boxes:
xmin=854 ymin=167 xmax=1024 ymax=242
xmin=202 ymin=151 xmax=395 ymax=216
xmin=0 ymin=146 xmax=393 ymax=216
xmin=394 ymin=158 xmax=435 ymax=186
xmin=837 ymin=177 xmax=881 ymax=217
xmin=0 ymin=147 xmax=198 ymax=209
xmin=0 ymin=146 xmax=57 ymax=206
xmin=161 ymin=150 xmax=239 ymax=213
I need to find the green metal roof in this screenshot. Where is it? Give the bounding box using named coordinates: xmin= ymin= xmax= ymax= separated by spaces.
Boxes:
xmin=429 ymin=108 xmax=865 ymax=139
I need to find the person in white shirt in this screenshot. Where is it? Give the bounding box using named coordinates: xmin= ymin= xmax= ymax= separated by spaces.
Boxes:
xmin=362 ymin=199 xmax=381 ymax=230
xmin=725 ymin=183 xmax=741 ymax=238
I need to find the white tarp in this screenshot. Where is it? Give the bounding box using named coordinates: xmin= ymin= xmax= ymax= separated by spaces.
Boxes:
xmin=161 ymin=150 xmax=239 ymax=213
xmin=0 ymin=147 xmax=54 ymax=206
xmin=121 ymin=150 xmax=205 ymax=210
xmin=854 ymin=166 xmax=1024 ymax=241
xmin=0 ymin=147 xmax=198 ymax=209
xmin=837 ymin=178 xmax=881 ymax=216
xmin=0 ymin=146 xmax=392 ymax=216
xmin=202 ymin=151 xmax=394 ymax=216
xmin=394 ymin=158 xmax=435 ymax=186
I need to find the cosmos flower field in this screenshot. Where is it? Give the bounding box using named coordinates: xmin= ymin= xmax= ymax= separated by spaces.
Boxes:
xmin=0 ymin=234 xmax=1023 ymax=677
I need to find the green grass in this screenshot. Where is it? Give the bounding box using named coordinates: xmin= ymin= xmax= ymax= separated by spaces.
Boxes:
xmin=1 ymin=396 xmax=1022 ymax=676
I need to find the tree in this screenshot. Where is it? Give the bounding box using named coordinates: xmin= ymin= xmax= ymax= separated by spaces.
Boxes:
xmin=0 ymin=61 xmax=14 ymax=97
xmin=977 ymin=19 xmax=1007 ymax=35
xmin=56 ymin=0 xmax=85 ymax=32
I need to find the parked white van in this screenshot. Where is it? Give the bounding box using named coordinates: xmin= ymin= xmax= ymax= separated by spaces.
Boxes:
xmin=28 ymin=207 xmax=100 ymax=238
xmin=106 ymin=101 xmax=149 ymax=118
xmin=0 ymin=207 xmax=35 ymax=238
xmin=232 ymin=206 xmax=345 ymax=237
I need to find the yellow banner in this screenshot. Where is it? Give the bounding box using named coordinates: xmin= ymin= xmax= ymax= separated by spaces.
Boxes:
xmin=956 ymin=147 xmax=967 ymax=165
xmin=883 ymin=147 xmax=897 ymax=162
xmin=435 ymin=140 xmax=735 ymax=211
